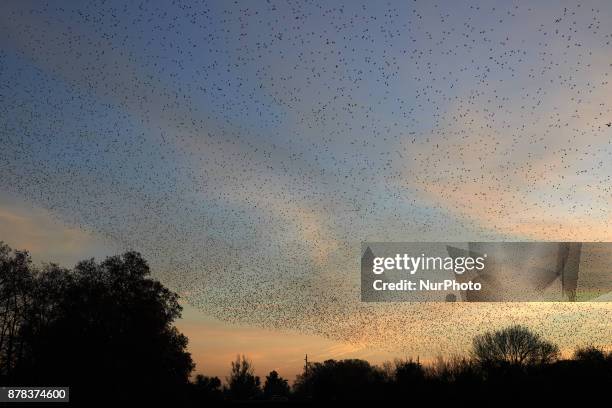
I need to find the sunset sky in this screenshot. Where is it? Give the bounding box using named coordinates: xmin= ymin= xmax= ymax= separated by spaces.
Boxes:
xmin=1 ymin=0 xmax=611 ymax=381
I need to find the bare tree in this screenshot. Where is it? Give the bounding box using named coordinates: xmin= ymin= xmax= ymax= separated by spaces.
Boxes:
xmin=472 ymin=325 xmax=559 ymax=366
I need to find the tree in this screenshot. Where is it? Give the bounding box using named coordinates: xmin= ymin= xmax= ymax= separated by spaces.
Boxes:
xmin=293 ymin=359 xmax=384 ymax=401
xmin=472 ymin=325 xmax=559 ymax=366
xmin=0 ymin=243 xmax=35 ymax=382
xmin=263 ymin=370 xmax=290 ymax=399
xmin=192 ymin=374 xmax=222 ymax=402
xmin=227 ymin=355 xmax=261 ymax=400
xmin=573 ymin=346 xmax=607 ymax=362
xmin=3 ymin=249 xmax=194 ymax=404
xmin=394 ymin=358 xmax=425 ymax=385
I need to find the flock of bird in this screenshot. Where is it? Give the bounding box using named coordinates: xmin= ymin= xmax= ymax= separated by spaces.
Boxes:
xmin=0 ymin=0 xmax=610 ymax=357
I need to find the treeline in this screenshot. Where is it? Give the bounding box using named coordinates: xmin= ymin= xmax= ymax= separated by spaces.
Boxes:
xmin=200 ymin=332 xmax=612 ymax=405
xmin=1 ymin=243 xmax=611 ymax=406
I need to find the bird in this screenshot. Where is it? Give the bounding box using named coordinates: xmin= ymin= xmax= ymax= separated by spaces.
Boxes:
xmin=1 ymin=0 xmax=611 ymax=370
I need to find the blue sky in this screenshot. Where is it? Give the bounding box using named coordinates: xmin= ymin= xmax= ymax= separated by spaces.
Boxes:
xmin=1 ymin=0 xmax=611 ymax=378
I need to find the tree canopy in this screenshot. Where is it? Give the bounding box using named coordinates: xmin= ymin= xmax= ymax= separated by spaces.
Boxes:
xmin=0 ymin=243 xmax=193 ymax=404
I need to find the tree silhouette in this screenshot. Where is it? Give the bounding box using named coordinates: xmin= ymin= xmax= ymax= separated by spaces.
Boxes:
xmin=191 ymin=374 xmax=222 ymax=402
xmin=227 ymin=354 xmax=261 ymax=400
xmin=392 ymin=358 xmax=425 ymax=395
xmin=263 ymin=370 xmax=290 ymax=399
xmin=0 ymin=244 xmax=194 ymax=404
xmin=0 ymin=243 xmax=34 ymax=382
xmin=472 ymin=325 xmax=559 ymax=366
xmin=293 ymin=358 xmax=385 ymax=401
xmin=394 ymin=358 xmax=424 ymax=384
xmin=573 ymin=346 xmax=608 ymax=362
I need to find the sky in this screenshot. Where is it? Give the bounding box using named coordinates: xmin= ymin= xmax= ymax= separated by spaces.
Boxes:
xmin=1 ymin=0 xmax=611 ymax=381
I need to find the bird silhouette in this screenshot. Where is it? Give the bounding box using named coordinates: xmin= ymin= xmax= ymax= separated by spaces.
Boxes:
xmin=0 ymin=0 xmax=610 ymax=361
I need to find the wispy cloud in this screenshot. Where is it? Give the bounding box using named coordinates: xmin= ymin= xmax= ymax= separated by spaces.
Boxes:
xmin=0 ymin=194 xmax=114 ymax=266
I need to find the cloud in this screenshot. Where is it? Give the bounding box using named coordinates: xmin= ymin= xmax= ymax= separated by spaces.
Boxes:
xmin=397 ymin=81 xmax=612 ymax=240
xmin=0 ymin=194 xmax=114 ymax=266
